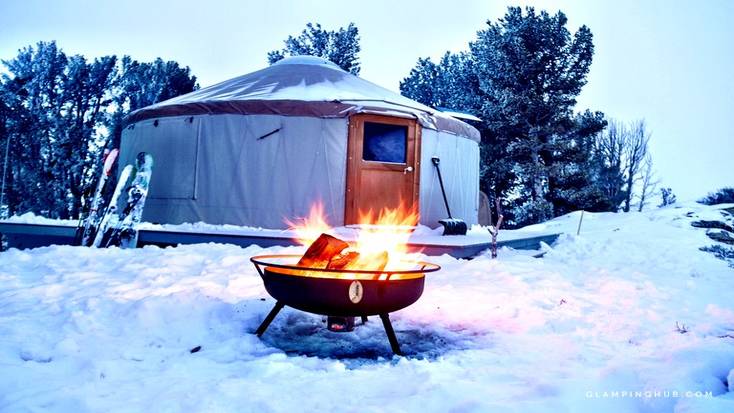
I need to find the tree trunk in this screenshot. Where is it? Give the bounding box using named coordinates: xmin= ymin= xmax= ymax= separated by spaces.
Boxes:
xmin=623 ymin=175 xmax=633 ymax=213
xmin=540 ymin=147 xmax=556 ymax=210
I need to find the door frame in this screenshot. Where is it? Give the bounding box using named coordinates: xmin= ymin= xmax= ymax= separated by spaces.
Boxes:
xmin=344 ymin=114 xmax=421 ymax=224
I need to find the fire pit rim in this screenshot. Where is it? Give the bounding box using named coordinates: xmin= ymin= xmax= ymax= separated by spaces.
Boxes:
xmin=250 ymin=254 xmax=441 ymax=277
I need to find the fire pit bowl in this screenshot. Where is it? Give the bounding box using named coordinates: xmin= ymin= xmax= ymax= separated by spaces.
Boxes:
xmin=250 ymin=254 xmax=441 ymax=355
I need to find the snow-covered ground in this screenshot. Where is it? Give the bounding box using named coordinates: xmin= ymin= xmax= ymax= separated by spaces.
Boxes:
xmin=1 ymin=203 xmax=733 ymax=412
xmin=1 ymin=212 xmax=554 ymax=246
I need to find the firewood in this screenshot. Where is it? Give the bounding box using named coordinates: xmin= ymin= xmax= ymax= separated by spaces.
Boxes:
xmin=297 ymin=233 xmax=350 ymax=268
xmin=350 ymin=251 xmax=389 ymax=272
xmin=328 ymin=250 xmax=389 ymax=272
xmin=327 ymin=249 xmax=360 ymax=270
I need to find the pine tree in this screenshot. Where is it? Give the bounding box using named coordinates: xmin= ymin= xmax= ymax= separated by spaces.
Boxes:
xmin=471 ymin=7 xmax=595 ymax=225
xmin=107 ymin=56 xmax=198 ymax=149
xmin=549 ymin=110 xmax=612 ymax=215
xmin=400 ymin=52 xmax=481 ymax=112
xmin=659 ymin=188 xmax=677 ymax=207
xmin=401 ymin=7 xmax=607 ymax=227
xmin=1 ymin=42 xmax=68 ymax=217
xmin=57 ymin=54 xmax=117 ymax=218
xmin=400 ymin=58 xmax=440 ymax=107
xmin=268 ymin=23 xmax=361 ymax=74
xmin=400 ymin=52 xmax=504 ymax=202
xmin=0 ymin=42 xmax=197 ymax=218
xmin=0 ymin=77 xmax=13 ymax=217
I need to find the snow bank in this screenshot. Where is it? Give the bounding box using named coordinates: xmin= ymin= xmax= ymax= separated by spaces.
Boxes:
xmin=2 ymin=213 xmax=555 ymax=246
xmin=1 ymin=212 xmax=76 ymax=226
xmin=1 ymin=204 xmax=733 ymax=412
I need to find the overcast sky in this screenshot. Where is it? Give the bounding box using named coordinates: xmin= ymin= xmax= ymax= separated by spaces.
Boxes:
xmin=1 ymin=0 xmax=732 ymax=201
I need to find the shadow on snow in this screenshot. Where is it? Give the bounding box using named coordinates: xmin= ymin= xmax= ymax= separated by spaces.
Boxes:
xmin=254 ymin=308 xmax=490 ymax=364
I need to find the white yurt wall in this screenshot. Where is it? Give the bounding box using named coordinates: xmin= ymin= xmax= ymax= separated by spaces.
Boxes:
xmin=120 ymin=114 xmax=348 ymax=228
xmin=419 ymin=129 xmax=480 ymax=226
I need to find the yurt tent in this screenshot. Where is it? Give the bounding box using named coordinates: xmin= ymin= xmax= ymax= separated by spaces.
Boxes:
xmin=121 ymin=56 xmax=480 ymax=229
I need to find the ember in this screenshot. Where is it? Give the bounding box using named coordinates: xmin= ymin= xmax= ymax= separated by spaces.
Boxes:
xmin=250 ymin=203 xmax=440 ymax=355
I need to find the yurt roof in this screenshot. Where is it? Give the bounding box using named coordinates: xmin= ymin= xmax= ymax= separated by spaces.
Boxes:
xmin=125 ymin=56 xmax=480 ymax=141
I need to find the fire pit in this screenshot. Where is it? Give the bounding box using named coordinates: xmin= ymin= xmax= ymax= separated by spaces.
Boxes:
xmin=250 ymin=254 xmax=440 ymax=355
xmin=251 ymin=203 xmax=441 ymax=355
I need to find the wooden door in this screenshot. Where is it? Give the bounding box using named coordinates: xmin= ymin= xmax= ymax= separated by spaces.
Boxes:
xmin=344 ymin=114 xmax=421 ymax=224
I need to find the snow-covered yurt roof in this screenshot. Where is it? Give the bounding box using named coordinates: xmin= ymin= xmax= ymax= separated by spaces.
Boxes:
xmin=125 ymin=56 xmax=480 ymax=141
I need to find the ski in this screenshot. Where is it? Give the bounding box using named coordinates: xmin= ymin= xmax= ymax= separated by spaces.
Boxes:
xmin=92 ymin=164 xmax=133 ymax=248
xmin=75 ymin=148 xmax=120 ymax=246
xmin=73 ymin=149 xmax=110 ymax=245
xmin=101 ymin=152 xmax=154 ymax=249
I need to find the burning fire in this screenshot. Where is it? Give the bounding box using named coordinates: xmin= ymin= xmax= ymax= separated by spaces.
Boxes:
xmin=286 ymin=202 xmax=419 ymax=274
xmin=354 ymin=204 xmax=419 ymax=258
xmin=285 ymin=203 xmax=332 ymax=246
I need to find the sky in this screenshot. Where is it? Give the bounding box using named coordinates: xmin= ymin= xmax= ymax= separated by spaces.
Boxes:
xmin=0 ymin=0 xmax=732 ymax=201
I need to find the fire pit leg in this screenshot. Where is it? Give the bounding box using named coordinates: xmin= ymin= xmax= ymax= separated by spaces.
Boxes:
xmin=361 ymin=316 xmax=368 ymax=324
xmin=256 ymin=301 xmax=285 ymax=337
xmin=379 ymin=313 xmax=402 ymax=356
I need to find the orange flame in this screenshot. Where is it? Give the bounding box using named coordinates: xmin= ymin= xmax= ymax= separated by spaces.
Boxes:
xmin=354 ymin=203 xmax=419 ymax=259
xmin=286 ymin=202 xmax=420 ymax=273
xmin=285 ymin=202 xmax=332 ymax=246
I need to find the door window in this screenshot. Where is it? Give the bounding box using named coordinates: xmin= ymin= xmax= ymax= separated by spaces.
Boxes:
xmin=362 ymin=122 xmax=407 ymax=163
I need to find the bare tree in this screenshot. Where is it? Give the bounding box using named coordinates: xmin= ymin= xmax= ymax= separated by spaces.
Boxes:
xmin=594 ymin=120 xmax=627 ymax=209
xmin=597 ymin=120 xmax=625 ymax=170
xmin=637 ymin=154 xmax=658 ymax=212
xmin=622 ymin=120 xmax=651 ymax=212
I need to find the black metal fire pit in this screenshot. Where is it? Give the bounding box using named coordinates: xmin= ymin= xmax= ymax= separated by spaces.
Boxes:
xmin=250 ymin=254 xmax=440 ymax=355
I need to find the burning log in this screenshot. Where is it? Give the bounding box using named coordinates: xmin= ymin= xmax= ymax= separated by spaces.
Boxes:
xmin=329 ymin=250 xmax=389 ymax=272
xmin=297 ymin=233 xmax=350 ymax=268
xmin=326 ymin=250 xmax=360 ymax=270
xmin=297 ymin=233 xmax=389 ymax=273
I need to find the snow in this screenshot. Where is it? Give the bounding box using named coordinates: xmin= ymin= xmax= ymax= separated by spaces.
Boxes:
xmin=2 ymin=212 xmax=76 ymax=226
xmin=1 ymin=203 xmax=733 ymax=412
xmin=151 ymin=56 xmax=438 ymax=115
xmin=272 ymin=55 xmax=341 ymax=69
xmin=2 ymin=214 xmax=557 ymax=248
xmin=437 ymin=107 xmax=483 ymax=122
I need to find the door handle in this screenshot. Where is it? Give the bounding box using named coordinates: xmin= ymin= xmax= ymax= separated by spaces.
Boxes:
xmin=403 ymin=166 xmax=414 ymax=174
